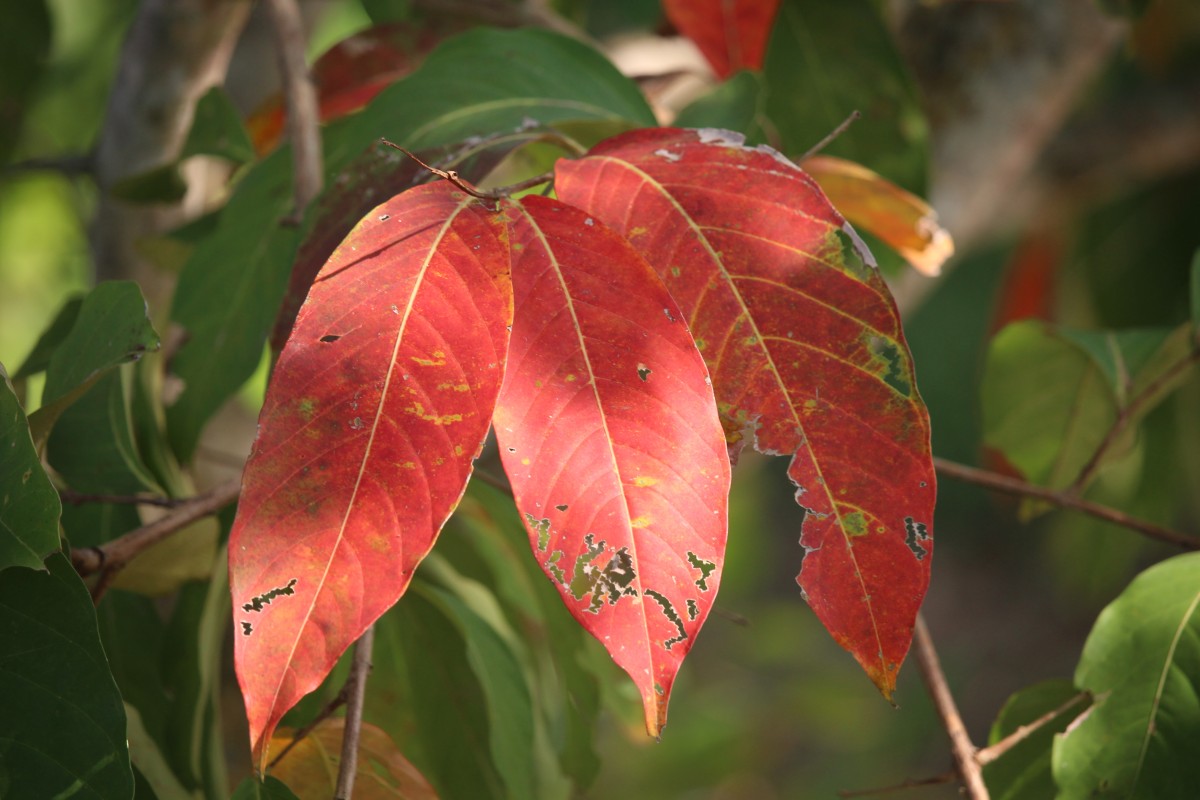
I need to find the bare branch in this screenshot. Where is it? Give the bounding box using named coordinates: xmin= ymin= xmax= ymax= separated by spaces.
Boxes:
xmin=267 ymin=689 xmax=349 ymax=770
xmin=59 ymin=489 xmax=182 ymax=508
xmin=934 ymin=457 xmax=1198 ymax=551
xmin=913 ymin=614 xmax=990 ymax=800
xmin=335 ymin=626 xmax=376 ymax=800
xmin=71 ymin=478 xmax=241 ymax=594
xmin=799 ymin=110 xmax=861 ymax=162
xmin=838 ymin=770 xmax=955 ymax=798
xmin=975 ymin=690 xmax=1090 ymax=767
xmin=263 ymin=0 xmax=323 ymax=222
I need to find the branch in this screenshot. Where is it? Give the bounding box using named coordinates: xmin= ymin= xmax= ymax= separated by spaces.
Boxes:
xmin=59 ymin=489 xmax=182 ymax=508
xmin=913 ymin=614 xmax=990 ymax=800
xmin=975 ymin=690 xmax=1089 ymax=767
xmin=263 ymin=0 xmax=323 ymax=222
xmin=934 ymin=457 xmax=1198 ymax=551
xmin=335 ymin=626 xmax=376 ymax=800
xmin=1066 ymin=348 xmax=1200 ymax=495
xmin=71 ymin=478 xmax=241 ymax=599
xmin=799 ymin=110 xmax=861 ymax=161
xmin=267 ymin=687 xmax=349 ymax=769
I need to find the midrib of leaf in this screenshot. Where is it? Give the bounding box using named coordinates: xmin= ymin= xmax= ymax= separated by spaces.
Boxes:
xmin=1131 ymin=587 xmax=1200 ymax=795
xmin=513 ymin=203 xmax=659 ymax=707
xmin=265 ymin=193 xmax=476 ymax=731
xmin=589 ymin=154 xmax=886 ymax=669
xmin=405 ymin=98 xmax=630 ymax=149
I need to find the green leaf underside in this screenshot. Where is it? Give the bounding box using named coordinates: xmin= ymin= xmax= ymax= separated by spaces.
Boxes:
xmin=493 ymin=196 xmax=731 ymax=735
xmin=0 ymin=554 xmax=133 ymax=798
xmin=554 ymin=128 xmax=935 ymax=698
xmin=167 ymin=27 xmax=653 ymax=462
xmin=229 ymin=182 xmax=513 ymax=768
xmin=983 ymin=321 xmax=1197 ymax=494
xmin=1054 ymin=552 xmax=1200 ymax=798
xmin=0 ymin=369 xmax=61 ymax=570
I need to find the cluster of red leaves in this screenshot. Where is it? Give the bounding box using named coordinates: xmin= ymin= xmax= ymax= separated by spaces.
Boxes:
xmin=229 ymin=128 xmax=935 ymax=768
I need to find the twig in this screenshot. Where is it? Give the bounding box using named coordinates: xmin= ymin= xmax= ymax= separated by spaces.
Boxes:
xmin=59 ymin=489 xmax=182 ymax=508
xmin=380 ymin=139 xmax=553 ymax=201
xmin=799 ymin=110 xmax=861 ymax=161
xmin=263 ymin=0 xmax=323 ymax=222
xmin=1065 ymin=348 xmax=1200 ymax=496
xmin=335 ymin=626 xmax=376 ymax=800
xmin=837 ymin=771 xmax=955 ymax=798
xmin=913 ymin=614 xmax=990 ymax=800
xmin=4 ymin=153 xmax=94 ymax=177
xmin=267 ymin=689 xmax=350 ymax=769
xmin=934 ymin=457 xmax=1198 ymax=551
xmin=71 ymin=477 xmax=241 ymax=599
xmin=975 ymin=690 xmax=1089 ymax=767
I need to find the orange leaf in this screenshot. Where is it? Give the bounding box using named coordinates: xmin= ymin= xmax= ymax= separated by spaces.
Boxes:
xmin=802 ymin=154 xmax=953 ymax=277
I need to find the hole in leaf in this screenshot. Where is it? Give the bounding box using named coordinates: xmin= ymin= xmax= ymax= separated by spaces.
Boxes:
xmin=241 ymin=621 xmax=253 ymax=636
xmin=644 ymin=589 xmax=687 ymax=649
xmin=637 ymin=364 xmax=652 ymax=381
xmin=555 ymin=504 xmax=568 ymax=512
xmin=686 ymin=551 xmax=717 ymax=591
xmin=904 ymin=517 xmax=929 ymax=561
xmin=242 ymin=578 xmax=299 ymax=613
xmin=525 ymin=514 xmax=552 ymax=551
xmin=320 ymin=334 xmax=341 ymax=343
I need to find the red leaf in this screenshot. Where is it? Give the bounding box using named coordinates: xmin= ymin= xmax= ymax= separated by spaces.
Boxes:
xmin=555 ymin=128 xmax=935 ymax=697
xmin=663 ymin=0 xmax=782 ymax=78
xmin=493 ymin=196 xmax=730 ymax=736
xmin=229 ymin=182 xmax=512 ymax=768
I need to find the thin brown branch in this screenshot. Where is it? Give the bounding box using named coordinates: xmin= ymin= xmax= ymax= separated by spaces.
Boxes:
xmin=837 ymin=770 xmax=956 ymax=798
xmin=267 ymin=688 xmax=350 ymax=769
xmin=59 ymin=489 xmax=181 ymax=508
xmin=335 ymin=626 xmax=376 ymax=800
xmin=799 ymin=110 xmax=861 ymax=161
xmin=934 ymin=457 xmax=1198 ymax=551
xmin=4 ymin=153 xmax=94 ymax=177
xmin=1066 ymin=348 xmax=1200 ymax=496
xmin=975 ymin=690 xmax=1090 ymax=767
xmin=71 ymin=478 xmax=241 ymax=594
xmin=263 ymin=0 xmax=322 ymax=222
xmin=913 ymin=614 xmax=990 ymax=800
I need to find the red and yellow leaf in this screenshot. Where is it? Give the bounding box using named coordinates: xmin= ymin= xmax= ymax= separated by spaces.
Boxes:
xmin=269 ymin=718 xmax=439 ymax=799
xmin=493 ymin=196 xmax=730 ymax=736
xmin=802 ymin=155 xmax=954 ymax=277
xmin=663 ymin=0 xmax=782 ymax=78
xmin=229 ymin=183 xmax=512 ymax=768
xmin=555 ymin=128 xmax=935 ymax=697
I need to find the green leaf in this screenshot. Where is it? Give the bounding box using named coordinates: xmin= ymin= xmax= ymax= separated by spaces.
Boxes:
xmin=763 ymin=0 xmax=928 ymax=191
xmin=0 ymin=367 xmax=61 ymax=570
xmin=109 ymin=163 xmax=189 ymax=204
xmin=1053 ymin=552 xmax=1200 ymax=798
xmin=0 ymin=553 xmax=133 ymax=798
xmin=31 ymin=281 xmax=160 ymax=447
xmin=982 ymin=321 xmax=1197 ymax=496
xmin=167 ymin=27 xmax=653 ymax=462
xmin=674 ymin=70 xmax=768 ymax=143
xmin=180 ymin=86 xmax=256 ymax=164
xmin=230 ymin=775 xmax=300 ymax=800
xmin=97 ymin=590 xmax=171 ymax=743
xmin=420 ymin=562 xmax=538 ymax=800
xmin=983 ymin=679 xmax=1086 ymax=800
xmin=125 ymin=703 xmax=199 ymax=800
xmin=12 ymin=295 xmax=82 ymax=379
xmin=48 ymin=366 xmax=163 ymax=495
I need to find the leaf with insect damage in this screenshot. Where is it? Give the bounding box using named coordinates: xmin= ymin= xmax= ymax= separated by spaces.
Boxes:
xmin=493 ymin=196 xmax=730 ymax=736
xmin=229 ymin=182 xmax=512 ymax=769
xmin=555 ymin=127 xmax=935 ymax=698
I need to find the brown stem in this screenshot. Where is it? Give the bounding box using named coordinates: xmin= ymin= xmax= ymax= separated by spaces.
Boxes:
xmin=71 ymin=478 xmax=241 ymax=598
xmin=934 ymin=457 xmax=1198 ymax=551
xmin=263 ymin=0 xmax=323 ymax=223
xmin=267 ymin=689 xmax=349 ymax=769
xmin=1066 ymin=348 xmax=1200 ymax=496
xmin=913 ymin=614 xmax=990 ymax=800
xmin=799 ymin=110 xmax=861 ymax=161
xmin=975 ymin=690 xmax=1089 ymax=767
xmin=335 ymin=626 xmax=376 ymax=800
xmin=837 ymin=771 xmax=956 ymax=798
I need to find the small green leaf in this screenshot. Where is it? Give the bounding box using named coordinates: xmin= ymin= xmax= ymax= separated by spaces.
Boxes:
xmin=0 ymin=366 xmax=60 ymax=570
xmin=12 ymin=294 xmax=82 ymax=379
xmin=0 ymin=553 xmax=134 ymax=798
xmin=181 ymin=86 xmax=256 ymax=164
xmin=674 ymin=70 xmax=768 ymax=143
xmin=1053 ymin=552 xmax=1200 ymax=797
xmin=983 ymin=679 xmax=1086 ymax=800
xmin=763 ymin=0 xmax=928 ymax=191
xmin=230 ymin=775 xmax=300 ymax=800
xmin=982 ymin=321 xmax=1197 ymax=498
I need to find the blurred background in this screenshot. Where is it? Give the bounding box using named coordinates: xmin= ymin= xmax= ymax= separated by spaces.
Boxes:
xmin=3 ymin=0 xmax=1199 ymax=797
